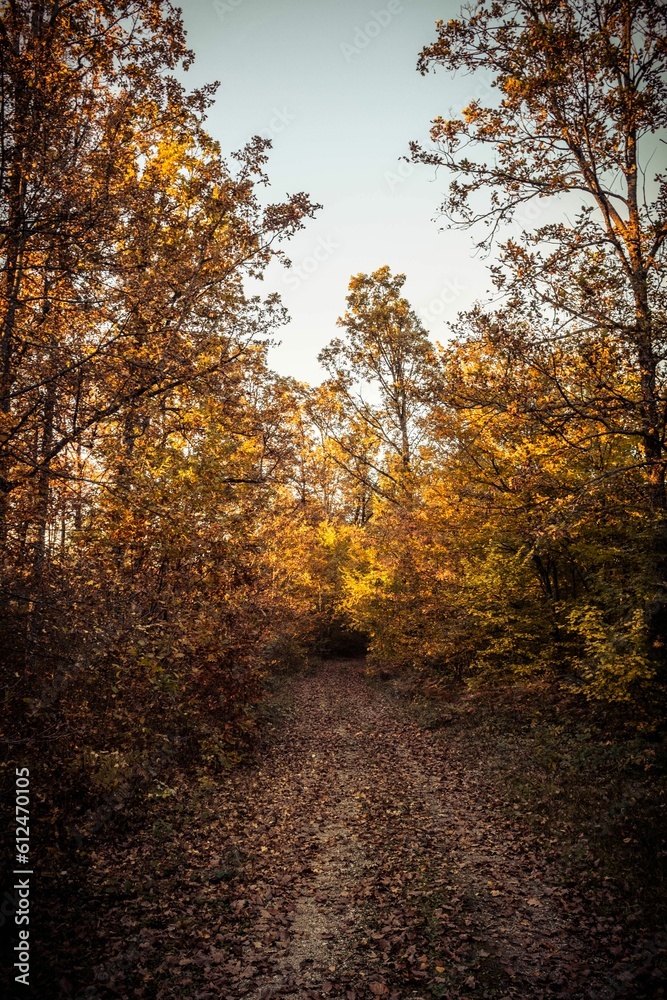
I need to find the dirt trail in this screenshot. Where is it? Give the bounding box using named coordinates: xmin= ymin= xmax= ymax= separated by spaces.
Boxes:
xmin=197 ymin=661 xmax=615 ymax=1000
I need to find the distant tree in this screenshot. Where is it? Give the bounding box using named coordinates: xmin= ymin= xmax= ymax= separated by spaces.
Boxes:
xmin=318 ymin=267 xmax=435 ymax=493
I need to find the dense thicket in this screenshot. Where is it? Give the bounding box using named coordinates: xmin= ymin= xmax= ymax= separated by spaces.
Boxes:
xmin=314 ymin=0 xmax=667 ymax=714
xmin=0 ymin=0 xmax=320 ymax=846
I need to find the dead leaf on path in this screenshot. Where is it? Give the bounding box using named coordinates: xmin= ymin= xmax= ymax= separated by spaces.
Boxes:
xmin=370 ymin=983 xmax=389 ymax=996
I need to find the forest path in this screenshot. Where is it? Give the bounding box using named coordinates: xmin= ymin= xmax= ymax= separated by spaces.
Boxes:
xmin=202 ymin=660 xmax=614 ymax=1000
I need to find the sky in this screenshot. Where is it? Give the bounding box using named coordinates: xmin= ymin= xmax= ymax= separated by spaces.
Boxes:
xmin=178 ymin=0 xmax=503 ymax=384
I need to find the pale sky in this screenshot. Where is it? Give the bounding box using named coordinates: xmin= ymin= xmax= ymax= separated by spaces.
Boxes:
xmin=178 ymin=0 xmax=502 ymax=384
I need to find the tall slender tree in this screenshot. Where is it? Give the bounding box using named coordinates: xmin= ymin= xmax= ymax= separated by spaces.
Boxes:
xmin=413 ymin=0 xmax=666 ymax=502
xmin=318 ymin=266 xmax=435 ymax=493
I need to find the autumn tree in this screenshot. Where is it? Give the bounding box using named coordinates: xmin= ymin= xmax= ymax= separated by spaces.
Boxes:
xmin=402 ymin=0 xmax=667 ymax=689
xmin=318 ymin=266 xmax=435 ymax=499
xmin=413 ymin=3 xmax=667 ymax=489
xmin=0 ymin=0 xmax=315 ymax=635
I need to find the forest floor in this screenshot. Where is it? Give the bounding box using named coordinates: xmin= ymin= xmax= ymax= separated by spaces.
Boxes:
xmin=43 ymin=659 xmax=666 ymax=1000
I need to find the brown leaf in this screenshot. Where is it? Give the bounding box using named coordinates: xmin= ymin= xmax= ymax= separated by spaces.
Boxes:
xmin=370 ymin=984 xmax=389 ymax=997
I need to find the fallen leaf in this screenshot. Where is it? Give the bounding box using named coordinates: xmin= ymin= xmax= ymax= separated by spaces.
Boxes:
xmin=370 ymin=984 xmax=389 ymax=996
